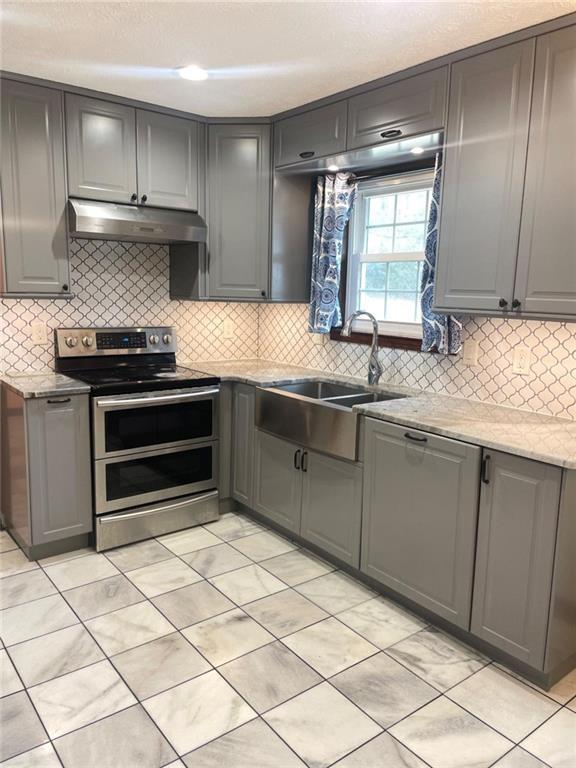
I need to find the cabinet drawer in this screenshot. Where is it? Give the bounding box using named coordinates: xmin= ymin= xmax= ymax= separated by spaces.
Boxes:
xmin=347 ymin=68 xmax=447 ymax=150
xmin=274 ymin=102 xmax=347 ymax=167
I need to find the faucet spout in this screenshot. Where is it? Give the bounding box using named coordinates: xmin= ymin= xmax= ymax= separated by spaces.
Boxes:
xmin=341 ymin=311 xmax=384 ymax=385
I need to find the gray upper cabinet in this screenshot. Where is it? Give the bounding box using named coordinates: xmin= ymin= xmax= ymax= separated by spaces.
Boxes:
xmin=347 ymin=67 xmax=447 ymax=150
xmin=66 ymin=94 xmax=137 ymax=204
xmin=434 ymin=41 xmax=534 ymax=313
xmin=361 ymin=418 xmax=480 ymax=628
xmin=471 ymin=451 xmax=561 ymax=668
xmin=515 ymin=26 xmax=576 ymax=317
xmin=274 ymin=102 xmax=347 ymax=167
xmin=136 ymin=110 xmax=199 ymax=210
xmin=0 ymin=80 xmax=69 ymax=295
xmin=207 ymin=124 xmax=270 ymax=300
xmin=231 ymin=384 xmax=256 ymax=507
xmin=253 ymin=430 xmax=302 ymax=533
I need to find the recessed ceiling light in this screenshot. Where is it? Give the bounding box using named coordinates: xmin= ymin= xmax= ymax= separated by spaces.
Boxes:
xmin=410 ymin=147 xmax=425 ymax=155
xmin=327 ymin=164 xmax=339 ymax=172
xmin=178 ymin=65 xmax=208 ymax=81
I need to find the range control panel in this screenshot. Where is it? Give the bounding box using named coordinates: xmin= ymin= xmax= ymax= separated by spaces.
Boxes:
xmin=55 ymin=327 xmax=177 ymax=357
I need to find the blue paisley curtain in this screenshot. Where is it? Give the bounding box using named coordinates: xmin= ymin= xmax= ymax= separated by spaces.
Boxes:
xmin=420 ymin=154 xmax=462 ymax=354
xmin=308 ymin=173 xmax=357 ymax=333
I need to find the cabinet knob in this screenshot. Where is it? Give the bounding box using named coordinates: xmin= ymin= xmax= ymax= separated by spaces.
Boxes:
xmin=140 ymin=194 xmax=148 ymax=204
xmin=512 ymin=299 xmax=521 ymax=310
xmin=380 ymin=129 xmax=402 ymax=139
xmin=299 ymin=151 xmax=315 ymax=159
xmin=261 ymin=290 xmax=266 ymax=298
xmin=498 ymin=298 xmax=508 ymax=309
xmin=130 ymin=193 xmax=137 ymax=203
xmin=62 ymin=284 xmax=69 ymax=292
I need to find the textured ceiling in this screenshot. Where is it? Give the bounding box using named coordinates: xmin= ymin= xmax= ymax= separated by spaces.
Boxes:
xmin=1 ymin=1 xmax=575 ymax=116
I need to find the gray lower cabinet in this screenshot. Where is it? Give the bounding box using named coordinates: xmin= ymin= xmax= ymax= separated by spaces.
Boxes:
xmin=471 ymin=450 xmax=562 ymax=668
xmin=207 ymin=124 xmax=270 ymax=299
xmin=514 ymin=25 xmax=576 ymax=317
xmin=274 ymin=102 xmax=347 ymax=167
xmin=66 ymin=94 xmax=138 ymax=204
xmin=300 ymin=450 xmax=362 ymax=567
xmin=361 ymin=418 xmax=481 ymax=628
xmin=347 ymin=67 xmax=447 ymax=150
xmin=0 ymin=80 xmax=69 ymax=295
xmin=434 ymin=41 xmax=534 ymax=313
xmin=231 ymin=384 xmax=255 ymax=507
xmin=136 ymin=110 xmax=199 ymax=210
xmin=253 ymin=430 xmax=302 ymax=533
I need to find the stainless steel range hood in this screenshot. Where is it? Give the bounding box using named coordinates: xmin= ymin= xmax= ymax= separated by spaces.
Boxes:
xmin=68 ymin=199 xmax=207 ymax=244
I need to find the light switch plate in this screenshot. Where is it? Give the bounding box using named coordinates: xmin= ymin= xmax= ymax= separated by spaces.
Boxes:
xmin=30 ymin=321 xmax=48 ymax=345
xmin=462 ymin=339 xmax=479 ymax=366
xmin=512 ymin=345 xmax=533 ymax=376
xmin=221 ymin=319 xmax=234 ymax=339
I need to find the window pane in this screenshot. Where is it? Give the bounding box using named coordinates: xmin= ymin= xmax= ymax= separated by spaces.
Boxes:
xmin=368 ymin=195 xmax=395 ymax=225
xmin=385 ymin=292 xmax=421 ymax=322
xmin=396 ymin=190 xmax=429 ymax=223
xmin=361 ymin=262 xmax=387 ymax=291
xmin=387 ymin=261 xmax=420 ymax=291
xmin=359 ymin=291 xmax=386 ymax=320
xmin=366 ymin=227 xmax=393 ymax=254
xmin=393 ymin=223 xmax=426 ymax=253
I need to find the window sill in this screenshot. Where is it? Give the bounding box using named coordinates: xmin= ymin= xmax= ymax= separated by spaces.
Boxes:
xmin=329 ymin=327 xmax=423 ymax=352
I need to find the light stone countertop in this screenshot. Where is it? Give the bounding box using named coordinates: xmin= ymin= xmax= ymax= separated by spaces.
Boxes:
xmin=0 ymin=372 xmax=91 ymax=399
xmin=187 ymin=359 xmax=576 ymax=470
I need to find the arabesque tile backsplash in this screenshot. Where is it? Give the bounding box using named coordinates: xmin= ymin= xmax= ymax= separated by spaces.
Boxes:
xmin=1 ymin=240 xmax=575 ymax=419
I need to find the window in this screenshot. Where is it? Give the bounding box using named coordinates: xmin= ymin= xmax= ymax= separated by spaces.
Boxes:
xmin=345 ymin=170 xmax=433 ymax=339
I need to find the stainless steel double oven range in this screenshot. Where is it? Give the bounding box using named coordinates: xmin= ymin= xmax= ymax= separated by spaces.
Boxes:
xmin=55 ymin=327 xmax=220 ymax=551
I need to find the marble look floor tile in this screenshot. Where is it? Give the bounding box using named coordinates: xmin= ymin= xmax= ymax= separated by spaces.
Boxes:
xmin=182 ymin=717 xmax=306 ymax=768
xmin=264 ymin=681 xmax=381 ymax=768
xmin=62 ymin=573 xmax=144 ymax=620
xmin=110 ymin=632 xmax=211 ymax=700
xmin=389 ymin=697 xmax=513 ymax=768
xmin=568 ymin=698 xmax=576 ymax=713
xmin=8 ymin=625 xmax=104 ymax=688
xmin=85 ymin=601 xmax=174 ymax=655
xmin=260 ymin=548 xmax=336 ymax=586
xmin=0 ymin=549 xmax=38 ymax=579
xmin=124 ymin=558 xmax=202 ymax=598
xmin=495 ymin=663 xmax=576 ymax=706
xmin=283 ymin=617 xmax=378 ymax=678
xmin=204 ymin=513 xmax=263 ymax=542
xmin=448 ymin=666 xmax=560 ymax=742
xmin=151 ymin=581 xmax=234 ymax=629
xmin=0 ymin=594 xmax=78 ymax=646
xmin=0 ymin=650 xmax=23 ymax=697
xmin=243 ymin=588 xmax=328 ymax=637
xmin=105 ymin=539 xmax=172 ymax=573
xmin=158 ymin=527 xmax=221 ymax=556
xmin=38 ymin=548 xmax=94 ymax=567
xmin=332 ymin=732 xmax=427 ymax=768
xmin=43 ymin=553 xmax=119 ymax=591
xmin=182 ymin=608 xmax=274 ymax=666
xmin=219 ymin=641 xmax=321 ymax=713
xmin=0 ymin=691 xmax=48 ymax=762
xmin=520 ymin=709 xmax=576 ymax=768
xmin=295 ymin=571 xmax=376 ymax=614
xmin=0 ymin=532 xmax=18 ymax=554
xmin=0 ymin=742 xmax=61 ymax=767
xmin=209 ymin=564 xmax=286 ymax=605
xmin=53 ymin=704 xmax=177 ymax=768
xmin=492 ymin=747 xmax=550 ymax=768
xmin=182 ymin=542 xmax=252 ymax=578
xmin=28 ymin=659 xmax=136 ymax=739
xmin=143 ymin=670 xmax=256 ymax=755
xmin=230 ymin=531 xmax=297 ymax=562
xmin=386 ymin=626 xmax=488 ymax=691
xmin=0 ymin=570 xmax=57 ymax=611
xmin=331 ymin=652 xmax=439 ymax=728
xmin=337 ymin=597 xmax=427 ymax=649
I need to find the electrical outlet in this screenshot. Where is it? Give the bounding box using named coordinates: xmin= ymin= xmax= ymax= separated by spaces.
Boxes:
xmin=462 ymin=339 xmax=479 ymax=366
xmin=221 ymin=318 xmax=234 ymax=339
xmin=311 ymin=332 xmax=327 ymax=347
xmin=512 ymin=345 xmax=533 ymax=376
xmin=30 ymin=322 xmax=48 ymax=345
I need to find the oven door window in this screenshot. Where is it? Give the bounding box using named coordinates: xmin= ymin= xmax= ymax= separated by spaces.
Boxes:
xmin=104 ymin=399 xmax=213 ymax=453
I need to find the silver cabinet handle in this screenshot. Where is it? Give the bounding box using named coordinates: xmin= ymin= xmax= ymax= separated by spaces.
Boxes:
xmin=97 ymin=388 xmax=219 ymax=409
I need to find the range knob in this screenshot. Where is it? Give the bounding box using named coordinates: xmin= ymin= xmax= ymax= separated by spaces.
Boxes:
xmin=82 ymin=336 xmax=94 ymax=348
xmin=65 ymin=336 xmax=78 ymax=348
xmin=162 ymin=333 xmax=172 ymax=345
xmin=149 ymin=334 xmax=159 ymax=345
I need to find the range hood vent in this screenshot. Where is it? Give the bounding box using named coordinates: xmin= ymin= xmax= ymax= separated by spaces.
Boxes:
xmin=68 ymin=199 xmax=207 ymax=244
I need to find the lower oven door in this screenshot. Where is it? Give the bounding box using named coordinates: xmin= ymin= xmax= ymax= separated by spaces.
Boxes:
xmin=94 ymin=441 xmax=218 ymax=515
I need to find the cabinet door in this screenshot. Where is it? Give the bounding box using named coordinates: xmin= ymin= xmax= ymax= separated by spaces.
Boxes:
xmin=274 ymin=103 xmax=347 ymax=167
xmin=471 ymin=451 xmax=561 ymax=668
xmin=26 ymin=395 xmax=93 ymax=545
xmin=515 ymin=26 xmax=576 ymax=317
xmin=66 ymin=94 xmax=137 ymax=203
xmin=0 ymin=81 xmax=69 ymax=295
xmin=207 ymin=124 xmax=270 ymax=299
xmin=347 ymin=68 xmax=447 ymax=150
xmin=434 ymin=41 xmax=534 ymax=312
xmin=253 ymin=430 xmax=302 ymax=533
xmin=232 ymin=384 xmax=255 ymax=507
xmin=361 ymin=419 xmax=480 ymax=628
xmin=301 ymin=451 xmax=362 ymax=567
xmin=137 ymin=110 xmax=199 ymax=210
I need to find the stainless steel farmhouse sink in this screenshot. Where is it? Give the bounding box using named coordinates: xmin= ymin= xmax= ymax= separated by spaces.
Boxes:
xmin=255 ymin=379 xmax=407 ymax=461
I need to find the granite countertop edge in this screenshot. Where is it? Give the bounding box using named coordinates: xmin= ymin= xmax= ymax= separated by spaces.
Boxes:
xmin=0 ymin=373 xmax=91 ymax=398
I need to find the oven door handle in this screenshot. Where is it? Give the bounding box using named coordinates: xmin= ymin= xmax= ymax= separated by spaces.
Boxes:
xmin=96 ymin=388 xmax=219 ymax=409
xmin=98 ymin=492 xmax=218 ymax=522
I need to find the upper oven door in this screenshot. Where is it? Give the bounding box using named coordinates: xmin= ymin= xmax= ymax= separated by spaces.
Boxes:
xmin=93 ymin=387 xmax=219 ymax=459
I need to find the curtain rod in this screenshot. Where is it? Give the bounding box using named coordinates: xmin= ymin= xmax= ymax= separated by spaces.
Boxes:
xmin=346 ymin=165 xmax=436 ymax=184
